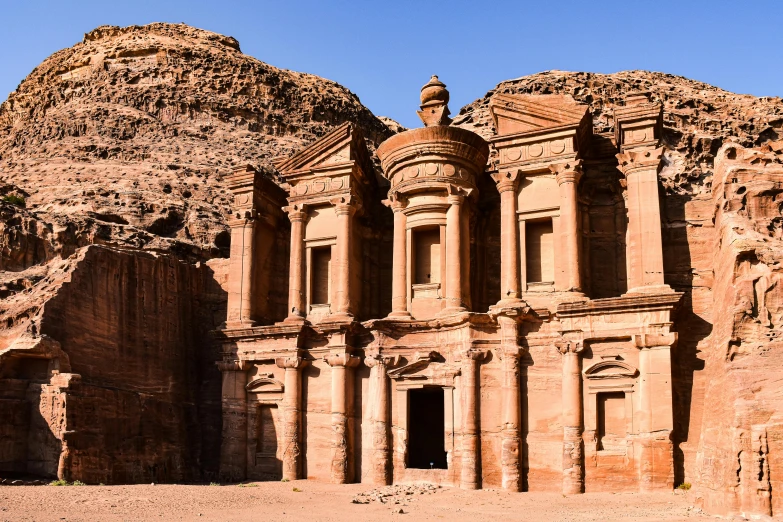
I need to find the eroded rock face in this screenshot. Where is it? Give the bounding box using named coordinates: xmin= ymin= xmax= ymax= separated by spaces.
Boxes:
xmin=693 ymin=141 xmax=783 ymax=517
xmin=454 ymin=70 xmax=783 ymax=196
xmin=0 ymin=22 xmax=391 ymax=270
xmin=0 ymin=22 xmax=389 ymax=483
xmin=3 ymin=24 xmax=783 ymax=516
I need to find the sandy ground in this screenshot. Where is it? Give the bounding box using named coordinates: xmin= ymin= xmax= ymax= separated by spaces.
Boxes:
xmin=0 ymin=481 xmax=709 ymax=522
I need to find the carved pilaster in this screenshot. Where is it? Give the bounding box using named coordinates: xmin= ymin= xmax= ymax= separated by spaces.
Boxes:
xmin=633 ymin=332 xmax=677 ymax=491
xmin=550 ymin=161 xmax=583 ymax=293
xmin=218 ymin=359 xmax=249 ymax=482
xmin=555 ymin=338 xmax=584 ymax=495
xmin=497 ymin=314 xmax=524 ymax=491
xmin=384 ymin=194 xmax=411 ymax=319
xmin=459 ymin=347 xmax=487 ymax=490
xmin=615 ymin=101 xmax=671 ymax=295
xmin=491 ymin=170 xmax=522 ymax=304
xmin=330 ymin=195 xmax=359 ymax=321
xmin=365 ymin=353 xmax=399 ymax=485
xmin=444 ymin=194 xmax=466 ymax=314
xmin=284 ymin=205 xmax=308 ymax=323
xmin=275 ymin=355 xmax=308 ymax=480
xmin=324 ymin=352 xmax=360 ymax=484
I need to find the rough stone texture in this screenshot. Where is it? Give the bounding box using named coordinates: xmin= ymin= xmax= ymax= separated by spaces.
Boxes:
xmin=692 ymin=140 xmax=783 ymax=517
xmin=3 ymin=24 xmax=783 ymax=520
xmin=0 ymin=22 xmax=391 ymax=484
xmin=0 ymin=22 xmax=391 ymax=269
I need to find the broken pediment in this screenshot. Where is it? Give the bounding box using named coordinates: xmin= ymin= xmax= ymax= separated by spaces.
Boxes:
xmin=583 ymin=359 xmax=638 ymax=380
xmin=386 ymin=351 xmax=460 ymax=382
xmin=273 ymin=122 xmax=374 ymax=184
xmin=246 ymin=373 xmax=284 ymax=393
xmin=489 ymin=93 xmax=590 ymax=137
xmin=387 ymin=351 xmax=440 ymax=380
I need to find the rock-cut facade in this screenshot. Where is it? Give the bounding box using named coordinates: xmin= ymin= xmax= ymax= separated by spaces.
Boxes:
xmin=215 ymin=77 xmax=686 ymax=496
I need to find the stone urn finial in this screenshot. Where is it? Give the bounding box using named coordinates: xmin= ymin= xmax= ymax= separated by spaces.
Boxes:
xmin=417 ymin=75 xmax=452 ymax=127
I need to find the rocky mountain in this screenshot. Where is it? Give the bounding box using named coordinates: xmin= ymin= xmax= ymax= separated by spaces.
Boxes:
xmin=2 ymin=23 xmax=783 ymax=512
xmin=454 ymin=70 xmax=783 ymax=195
xmin=0 ymin=23 xmax=391 ymax=274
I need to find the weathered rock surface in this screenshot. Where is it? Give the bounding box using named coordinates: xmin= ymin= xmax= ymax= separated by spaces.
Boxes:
xmin=454 ymin=70 xmax=783 ymax=195
xmin=0 ymin=22 xmax=390 ymax=270
xmin=2 ymin=24 xmax=783 ymax=519
xmin=0 ymin=22 xmax=390 ymax=484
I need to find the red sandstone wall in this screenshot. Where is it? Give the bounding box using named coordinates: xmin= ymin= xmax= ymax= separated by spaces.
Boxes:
xmin=34 ymin=245 xmax=227 ymax=483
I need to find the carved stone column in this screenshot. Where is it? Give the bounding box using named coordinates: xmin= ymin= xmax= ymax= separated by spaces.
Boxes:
xmin=634 ymin=332 xmax=676 ymax=491
xmin=498 ymin=315 xmax=523 ymax=491
xmin=284 ymin=206 xmax=307 ymax=323
xmin=445 ymin=193 xmax=466 ymax=313
xmin=226 ymin=218 xmax=257 ymax=328
xmin=332 ymin=197 xmax=357 ymax=321
xmin=617 ymin=148 xmax=668 ymax=294
xmin=324 ymin=352 xmax=360 ymax=483
xmin=388 ymin=195 xmax=411 ymax=318
xmin=556 ymin=339 xmax=584 ymax=495
xmin=551 ymin=161 xmax=583 ymax=293
xmin=460 ymin=347 xmax=487 ymax=490
xmin=492 ymin=171 xmax=521 ymax=304
xmin=276 ymin=355 xmax=308 ymax=480
xmin=218 ymin=360 xmax=249 ymax=481
xmin=365 ymin=353 xmax=397 ymax=485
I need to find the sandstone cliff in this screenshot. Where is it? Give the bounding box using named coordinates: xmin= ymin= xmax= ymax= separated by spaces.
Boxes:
xmin=0 ymin=22 xmax=390 ymax=272
xmin=3 ymin=23 xmax=783 ymax=514
xmin=0 ymin=23 xmax=390 ymax=483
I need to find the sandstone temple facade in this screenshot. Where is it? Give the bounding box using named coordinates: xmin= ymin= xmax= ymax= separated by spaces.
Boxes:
xmin=214 ymin=77 xmax=684 ymax=494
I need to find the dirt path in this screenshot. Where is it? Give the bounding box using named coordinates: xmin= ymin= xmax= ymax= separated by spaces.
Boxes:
xmin=0 ymin=482 xmax=708 ymax=521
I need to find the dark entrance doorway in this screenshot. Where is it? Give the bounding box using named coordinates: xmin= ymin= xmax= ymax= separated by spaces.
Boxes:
xmin=407 ymin=387 xmax=447 ymax=469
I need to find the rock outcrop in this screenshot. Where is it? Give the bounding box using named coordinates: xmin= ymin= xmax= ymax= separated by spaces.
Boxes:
xmin=0 ymin=22 xmax=390 ymax=270
xmin=2 ymin=24 xmax=783 ymax=519
xmin=0 ymin=22 xmax=391 ymax=483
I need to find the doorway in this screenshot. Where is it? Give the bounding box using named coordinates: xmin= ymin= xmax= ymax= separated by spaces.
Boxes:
xmin=407 ymin=387 xmax=447 ymax=469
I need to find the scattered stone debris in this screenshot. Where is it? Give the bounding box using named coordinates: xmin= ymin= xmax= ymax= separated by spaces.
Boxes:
xmin=0 ymin=478 xmax=46 ymax=486
xmin=351 ymin=483 xmax=440 ymax=505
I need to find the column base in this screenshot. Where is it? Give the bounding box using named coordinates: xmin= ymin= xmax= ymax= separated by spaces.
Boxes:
xmin=224 ymin=319 xmax=258 ymax=330
xmin=324 ymin=312 xmax=354 ymax=324
xmin=492 ymin=298 xmax=527 ymax=309
xmin=625 ymin=284 xmax=674 ymax=296
xmin=438 ymin=306 xmax=468 ymax=317
xmin=386 ymin=310 xmax=413 ymax=320
xmin=283 ymin=314 xmax=307 ymax=325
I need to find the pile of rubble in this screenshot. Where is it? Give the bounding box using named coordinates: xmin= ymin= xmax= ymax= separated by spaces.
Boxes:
xmin=351 ymin=482 xmax=441 ymax=506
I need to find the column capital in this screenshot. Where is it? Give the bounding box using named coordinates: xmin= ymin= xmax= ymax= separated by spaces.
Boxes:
xmin=447 ymin=194 xmax=466 ymax=206
xmin=550 ymin=160 xmax=583 ymax=186
xmin=633 ymin=332 xmax=678 ymax=350
xmin=275 ymin=356 xmax=308 ymax=370
xmin=324 ymin=352 xmax=361 ymax=368
xmin=616 ymin=147 xmax=665 ymax=177
xmin=383 ymin=192 xmax=408 ymax=212
xmin=228 ymin=209 xmax=258 ymax=228
xmin=491 ymin=170 xmax=520 ymax=193
xmin=330 ymin=194 xmax=360 ymax=216
xmin=500 ymin=345 xmax=525 ymax=360
xmin=459 ymin=347 xmax=489 ymax=362
xmin=364 ymin=353 xmax=400 ymax=369
xmin=555 ymin=338 xmax=584 ymax=355
xmin=283 ymin=204 xmax=307 ymax=223
xmin=217 ymin=359 xmax=247 ymax=372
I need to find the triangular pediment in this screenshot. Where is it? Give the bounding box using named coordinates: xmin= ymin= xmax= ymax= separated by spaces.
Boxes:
xmin=273 ymin=122 xmax=373 ymax=183
xmin=489 ymin=93 xmax=589 ymax=137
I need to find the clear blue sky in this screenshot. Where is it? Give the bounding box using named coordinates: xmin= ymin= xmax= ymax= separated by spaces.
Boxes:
xmin=1 ymin=0 xmax=780 ymax=128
